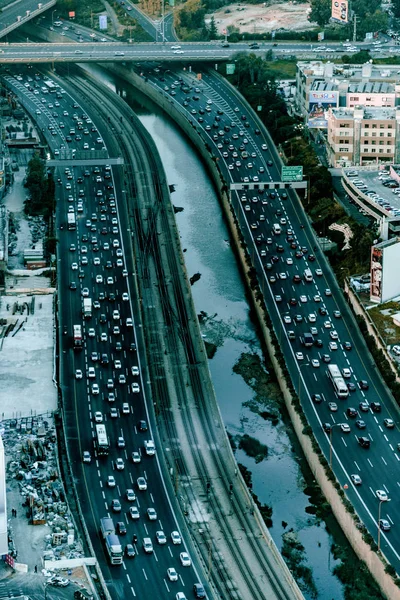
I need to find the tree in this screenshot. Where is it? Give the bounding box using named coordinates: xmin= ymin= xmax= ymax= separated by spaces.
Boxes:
xmin=393 ymin=0 xmax=400 ymax=18
xmin=308 ymin=0 xmax=331 ymax=27
xmin=208 ymin=15 xmax=218 ymax=40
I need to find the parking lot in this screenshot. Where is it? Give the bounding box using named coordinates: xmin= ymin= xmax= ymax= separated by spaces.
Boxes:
xmin=344 ymin=168 xmax=400 ymax=216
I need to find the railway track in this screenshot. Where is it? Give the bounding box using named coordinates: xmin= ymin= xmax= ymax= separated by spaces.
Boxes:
xmin=64 ymin=69 xmax=301 ymax=600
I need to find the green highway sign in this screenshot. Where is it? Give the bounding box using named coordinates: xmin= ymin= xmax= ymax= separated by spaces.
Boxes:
xmin=226 ymin=64 xmax=236 ymax=75
xmin=281 ymin=165 xmax=303 ymax=182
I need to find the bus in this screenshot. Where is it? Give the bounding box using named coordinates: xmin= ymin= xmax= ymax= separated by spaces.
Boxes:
xmin=327 ymin=364 xmax=349 ymax=399
xmin=67 ymin=213 xmax=76 ymax=231
xmin=44 ymin=79 xmax=57 ymax=93
xmin=95 ymin=424 xmax=109 ymax=456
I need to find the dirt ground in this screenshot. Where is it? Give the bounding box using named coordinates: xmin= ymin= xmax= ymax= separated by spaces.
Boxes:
xmin=207 ymin=1 xmax=314 ymax=35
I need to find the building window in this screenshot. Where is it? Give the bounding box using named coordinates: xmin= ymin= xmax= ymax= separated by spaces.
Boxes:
xmin=379 ymin=149 xmax=384 ymax=153
xmin=365 ymin=124 xmax=369 ymax=128
xmin=371 ymin=149 xmax=376 ymax=153
xmin=388 ymin=124 xmax=393 ymax=129
xmin=379 ymin=141 xmax=384 ymax=145
xmin=364 ymin=132 xmax=369 ymax=136
xmin=387 ymin=149 xmax=392 ymax=153
xmin=372 ymin=132 xmax=377 ymax=137
xmin=372 ymin=124 xmax=377 ymax=129
xmin=380 ymin=124 xmax=384 ymax=129
xmin=380 ymin=133 xmax=384 ymax=137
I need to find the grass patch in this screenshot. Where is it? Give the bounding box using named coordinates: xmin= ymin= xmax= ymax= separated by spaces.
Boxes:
xmin=367 ymin=300 xmax=400 ymax=346
xmin=268 ymin=59 xmax=297 ymax=78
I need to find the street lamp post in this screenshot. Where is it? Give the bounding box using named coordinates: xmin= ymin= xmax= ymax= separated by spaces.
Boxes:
xmin=329 ymin=423 xmax=343 ymax=468
xmin=51 ymin=9 xmax=56 ymax=26
xmin=378 ymin=498 xmax=391 ymax=551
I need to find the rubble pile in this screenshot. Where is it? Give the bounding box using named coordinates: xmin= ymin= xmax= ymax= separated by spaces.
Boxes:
xmin=4 ymin=416 xmax=84 ymax=562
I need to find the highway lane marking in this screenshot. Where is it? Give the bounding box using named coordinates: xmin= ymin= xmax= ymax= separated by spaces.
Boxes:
xmin=153 ymin=549 xmax=159 ymax=562
xmin=126 ymin=574 xmax=131 ymax=583
xmin=367 ymin=459 xmax=374 ymax=468
xmin=383 ymin=484 xmax=390 ymax=494
xmin=341 ymin=438 xmax=347 ymax=447
xmin=168 ymin=546 xmax=173 ymax=557
xmin=382 ymin=457 xmax=388 ymax=466
xmin=354 ymin=461 xmax=361 ymax=471
xmin=384 ymin=435 xmax=389 ymax=442
xmin=142 ymin=569 xmax=148 ymax=581
xmin=390 ymin=444 xmax=395 ymax=451
xmin=164 ymin=580 xmax=170 ymax=592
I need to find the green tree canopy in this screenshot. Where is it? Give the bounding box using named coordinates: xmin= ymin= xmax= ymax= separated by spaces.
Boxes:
xmin=309 ymin=0 xmax=331 ymax=27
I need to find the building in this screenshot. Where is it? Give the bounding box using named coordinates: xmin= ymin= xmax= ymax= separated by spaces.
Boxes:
xmin=295 ymin=61 xmax=400 ymax=129
xmin=327 ymin=106 xmax=400 ymax=167
xmin=370 ymin=237 xmax=400 ymax=303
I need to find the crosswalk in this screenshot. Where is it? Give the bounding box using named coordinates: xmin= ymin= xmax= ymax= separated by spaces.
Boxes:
xmin=0 ymin=581 xmax=25 ymax=599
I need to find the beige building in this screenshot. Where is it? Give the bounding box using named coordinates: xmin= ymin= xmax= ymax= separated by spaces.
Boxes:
xmin=327 ymin=106 xmax=400 ymax=167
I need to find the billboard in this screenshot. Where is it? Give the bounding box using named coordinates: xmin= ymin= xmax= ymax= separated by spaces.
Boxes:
xmin=308 ymin=90 xmax=338 ymax=129
xmin=370 ymin=246 xmax=383 ymax=303
xmin=331 ymin=0 xmax=348 ymax=24
xmin=282 ymin=166 xmax=303 ymax=182
xmin=99 ymin=15 xmax=107 ymax=30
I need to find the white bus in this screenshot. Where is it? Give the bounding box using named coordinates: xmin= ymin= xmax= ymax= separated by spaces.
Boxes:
xmin=327 ymin=364 xmax=349 ymax=399
xmin=95 ymin=424 xmax=109 ymax=456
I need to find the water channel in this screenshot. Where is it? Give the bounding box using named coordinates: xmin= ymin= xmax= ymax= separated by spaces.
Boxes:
xmin=87 ymin=64 xmax=347 ymax=600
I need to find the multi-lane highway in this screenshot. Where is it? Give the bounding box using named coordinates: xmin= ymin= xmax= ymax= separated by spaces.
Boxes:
xmin=132 ymin=63 xmax=400 ymax=572
xmin=4 ymin=71 xmax=209 ymax=599
xmin=0 ymin=0 xmax=55 ymax=39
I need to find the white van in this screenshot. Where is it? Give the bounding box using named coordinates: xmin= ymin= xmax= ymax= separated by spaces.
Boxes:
xmin=272 ymin=223 xmax=281 ymax=235
xmin=304 ymin=268 xmax=313 ymax=282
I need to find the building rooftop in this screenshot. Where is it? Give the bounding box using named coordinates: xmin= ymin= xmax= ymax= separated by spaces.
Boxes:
xmin=330 ymin=106 xmax=400 ymax=120
xmin=348 ymin=81 xmax=394 ymax=94
xmin=310 ymin=80 xmax=338 ymax=92
xmin=297 ymin=61 xmax=400 ymax=83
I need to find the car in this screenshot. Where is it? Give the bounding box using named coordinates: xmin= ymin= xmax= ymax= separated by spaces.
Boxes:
xmin=355 ymin=419 xmax=366 ymax=429
xmin=138 ymin=419 xmax=147 ymax=431
xmin=329 ymin=330 xmax=338 ymax=340
xmin=88 ymin=328 xmax=95 ymax=338
xmin=315 ymin=268 xmax=323 ymax=276
xmin=137 ymin=477 xmax=147 ymax=491
xmin=101 ymin=333 xmax=108 ymax=342
xmin=312 ymin=394 xmax=322 ymax=403
xmin=295 ymin=352 xmax=304 ymax=361
xmin=88 ymin=367 xmax=95 ymax=379
xmin=113 ymin=310 xmax=120 ymax=320
xmin=111 ymin=499 xmax=121 ymax=513
xmin=350 ymin=474 xmax=362 ymax=486
xmin=114 ymin=360 xmax=122 ymax=369
xmin=107 ymin=475 xmax=116 ymax=488
xmin=125 ymin=544 xmax=135 ymax=558
xmin=69 ymin=281 xmax=77 ymax=291
xmin=117 ymin=436 xmax=125 ymax=448
xmin=176 ymin=594 xmax=187 ymax=600
xmin=107 ymin=378 xmax=114 ymax=389
xmin=283 ymin=316 xmax=292 ymax=324
xmin=129 ymin=506 xmax=140 ymax=520
xmin=286 ymin=257 xmax=293 ymax=265
xmin=71 ymin=262 xmax=78 ymax=271
xmin=371 ymin=402 xmax=381 ymax=413
xmin=96 ymin=274 xmax=103 ymax=284
xmin=171 ymin=531 xmax=182 ymax=545
xmin=328 ymin=341 xmax=338 ymax=351
xmin=359 ymin=380 xmax=369 ymax=390
xmin=91 ymin=351 xmax=99 ymax=362
xmin=311 ymin=359 xmax=320 ymax=369
xmin=322 ymin=423 xmax=332 ymax=433
xmin=359 ymin=402 xmax=369 ymax=412
xmin=333 ymin=310 xmax=341 ymax=318
xmin=376 ymin=490 xmax=388 ymax=502
xmin=180 ymin=552 xmax=191 ymax=567
xmin=193 ymin=583 xmax=206 ymax=599
xmin=92 ymin=384 xmax=100 ymax=395
xmin=156 ymin=531 xmax=167 ymax=546
xmin=325 ymin=289 xmax=332 ymax=296
xmin=342 ymin=368 xmax=351 ymax=378
xmin=279 ymin=272 xmax=287 ymax=280
xmin=147 ymin=507 xmax=157 ymax=521
xmin=343 ymin=341 xmax=352 ymax=351
xmin=126 ymin=318 xmax=133 ymax=327
xmin=323 ymin=318 xmax=331 ymax=327
xmin=94 ymin=411 xmax=103 ymax=422
xmin=340 ymin=423 xmax=351 ymax=433
xmin=322 ymin=354 xmax=331 ymax=363
xmin=379 ymin=519 xmax=391 ymax=532
xmin=346 ymin=407 xmax=357 ymax=418
xmin=167 ymin=567 xmax=178 ymax=581
xmin=384 ymin=418 xmax=395 ymax=429
xmin=82 ymin=451 xmax=91 ymax=464
xmin=131 ymin=451 xmax=141 ymax=464
xmin=117 ymin=521 xmax=127 ymax=535
xmin=118 ymin=374 xmax=126 ymax=385
xmin=328 ymin=402 xmax=337 ymax=412
xmin=358 ymin=436 xmax=370 ymax=448
xmin=75 ymin=369 xmax=83 ymax=380
xmin=47 ymin=576 xmax=69 ymax=588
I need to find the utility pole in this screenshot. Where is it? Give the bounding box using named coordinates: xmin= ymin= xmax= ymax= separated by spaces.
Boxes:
xmin=353 ymin=13 xmax=358 ymax=43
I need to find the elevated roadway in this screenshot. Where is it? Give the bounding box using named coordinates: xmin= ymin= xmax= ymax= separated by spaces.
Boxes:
xmin=0 ymin=0 xmax=55 ymax=39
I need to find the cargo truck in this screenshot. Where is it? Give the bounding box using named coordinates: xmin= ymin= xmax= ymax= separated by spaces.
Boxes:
xmin=83 ymin=298 xmax=92 ymax=319
xmin=100 ymin=517 xmax=123 ymax=565
xmin=67 ymin=213 xmax=76 ymax=231
xmin=73 ymin=324 xmax=83 ymax=351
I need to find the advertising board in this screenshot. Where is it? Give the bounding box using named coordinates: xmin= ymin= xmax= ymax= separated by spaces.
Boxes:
xmin=308 ymin=90 xmax=338 ymax=129
xmin=331 ymin=0 xmax=348 ymax=24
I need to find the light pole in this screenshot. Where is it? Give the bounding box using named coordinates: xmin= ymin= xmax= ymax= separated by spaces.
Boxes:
xmin=329 ymin=423 xmax=343 ymax=468
xmin=51 ymin=9 xmax=56 ymax=26
xmin=378 ymin=498 xmax=391 ymax=551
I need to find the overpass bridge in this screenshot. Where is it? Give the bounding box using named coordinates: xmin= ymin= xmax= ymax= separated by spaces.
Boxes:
xmin=0 ymin=0 xmax=55 ymax=40
xmin=0 ymin=41 xmax=250 ymax=63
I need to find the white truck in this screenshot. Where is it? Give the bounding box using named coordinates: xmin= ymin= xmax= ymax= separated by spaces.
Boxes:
xmin=83 ymin=298 xmax=92 ymax=319
xmin=100 ymin=517 xmax=123 ymax=565
xmin=144 ymin=440 xmax=155 ymax=456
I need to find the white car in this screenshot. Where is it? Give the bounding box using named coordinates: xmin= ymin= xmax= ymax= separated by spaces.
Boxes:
xmin=171 ymin=531 xmax=182 ymax=545
xmin=75 ymin=369 xmax=83 ymax=380
xmin=126 ymin=318 xmax=133 ymax=327
xmin=114 ymin=360 xmax=122 ymax=369
xmin=324 ymin=321 xmax=332 ymax=329
xmin=283 ymin=316 xmax=292 ymax=324
xmin=94 ymin=411 xmax=103 ymax=423
xmin=147 ymin=508 xmax=157 ymax=521
xmin=131 ymin=366 xmax=139 ymax=376
xmin=132 ymin=383 xmax=140 ymax=393
xmin=286 ymin=257 xmax=293 ymax=265
xmin=137 ymin=477 xmax=147 ymax=491
xmin=132 ymin=451 xmax=141 ymax=463
xmin=96 ymin=275 xmax=103 ymax=284
xmin=122 ymin=292 xmax=129 ymax=301
xmin=180 ymin=552 xmax=191 ymax=567
xmin=92 ymin=384 xmax=100 ymax=395
xmin=376 ymin=490 xmax=388 ymax=502
xmin=115 ymin=458 xmax=124 ymax=471
xmin=311 ymin=359 xmax=320 ymax=368
xmin=340 ymin=423 xmax=351 ymax=433
xmin=71 ymin=262 xmax=78 ymax=270
xmin=88 ymin=328 xmax=95 ymax=338
xmin=313 ymin=295 xmax=321 ymax=302
xmin=299 ymin=295 xmax=307 ymax=303
xmin=126 ymin=489 xmax=136 ymax=501
xmin=173 ymin=49 xmax=184 ymax=54
xmin=330 ymin=330 xmax=338 ymax=340
xmin=171 ymin=45 xmax=181 ymax=49
xmin=295 ymin=352 xmax=304 ymax=361
xmin=329 ymin=341 xmax=338 ymax=351
xmin=101 ymin=333 xmax=108 ymax=342
xmin=129 ymin=506 xmax=140 ymax=520
xmin=279 ymin=272 xmax=287 ymax=280
xmin=167 ymin=567 xmax=178 ymax=581
xmin=342 ymin=368 xmax=351 ymax=378
xmin=351 ymin=474 xmax=362 ymax=486
xmin=113 ymin=310 xmax=120 ymax=320
xmin=315 ymin=268 xmax=323 ymax=276
xmin=88 ymin=367 xmax=95 ymax=379
xmin=328 ymin=402 xmax=338 ymax=412
xmin=308 ymin=313 xmax=316 ymax=323
xmin=107 ymin=475 xmax=116 ymax=488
